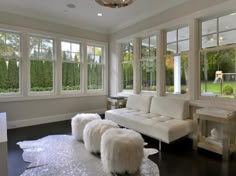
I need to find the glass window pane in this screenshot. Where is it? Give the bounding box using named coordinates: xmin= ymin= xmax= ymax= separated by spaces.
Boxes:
xmin=150 ymin=36 xmax=157 ymax=58
xmin=141 ymin=61 xmax=156 ymax=91
xmin=178 ymin=27 xmax=189 ymax=41
xmin=167 ymin=42 xmax=177 ymax=55
xmin=29 ymin=36 xmax=53 ymax=60
xmin=87 ymin=46 xmax=101 ymax=63
xmin=141 ymin=38 xmax=149 ymax=59
xmin=200 ymin=49 xmax=236 ymax=98
xmin=202 ymin=19 xmax=217 ymax=35
xmin=88 ymin=64 xmax=103 ymax=90
xmin=0 ymin=33 xmax=20 ymax=57
xmin=129 ymin=42 xmax=133 ymax=57
xmin=42 ymin=39 xmax=53 ymax=49
xmin=72 ymin=53 xmax=80 ymax=62
xmin=122 ymin=43 xmax=133 ymax=62
xmin=94 ymin=55 xmax=102 ymax=64
xmin=219 ymin=13 xmax=236 ymax=32
xmin=178 ymin=40 xmax=189 ymax=53
xmin=122 ymin=63 xmax=133 ymax=90
xmin=0 ymin=31 xmax=20 ymax=94
xmin=30 ymin=60 xmax=53 ymax=92
xmin=61 ymin=51 xmax=70 ymax=61
xmin=0 ymin=32 xmax=5 ymax=44
xmin=167 ymin=30 xmax=177 ymax=43
xmin=150 ymin=36 xmax=157 ymax=48
xmin=219 ymin=30 xmax=236 ymax=46
xmin=61 ymin=41 xmax=80 ymax=62
xmin=0 ymin=58 xmax=19 ymax=93
xmin=87 ymin=45 xmax=104 ymax=90
xmin=87 ymin=46 xmax=94 ymax=55
xmin=202 ymin=34 xmax=217 ymax=48
xmin=95 ymin=47 xmax=102 ymax=56
xmin=61 ymin=42 xmax=70 ymax=52
xmin=165 ymin=54 xmax=188 ymax=94
xmin=72 ymin=43 xmax=80 ymax=53
xmin=62 ymin=62 xmax=80 ymax=91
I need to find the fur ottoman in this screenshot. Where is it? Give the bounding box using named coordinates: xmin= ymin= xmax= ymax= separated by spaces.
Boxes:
xmin=101 ymin=128 xmax=144 ymax=174
xmin=71 ymin=113 xmax=101 ymax=142
xmin=83 ymin=119 xmax=118 ymax=154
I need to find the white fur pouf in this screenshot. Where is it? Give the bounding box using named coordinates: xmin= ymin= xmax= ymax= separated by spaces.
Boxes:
xmin=101 ymin=128 xmax=144 ymax=175
xmin=71 ymin=113 xmax=101 ymax=142
xmin=83 ymin=119 xmax=119 ymax=154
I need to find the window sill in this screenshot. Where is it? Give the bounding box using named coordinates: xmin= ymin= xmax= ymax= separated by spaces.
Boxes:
xmin=190 ymin=99 xmax=236 ymax=111
xmin=165 ymin=93 xmax=190 ymax=99
xmin=0 ymin=92 xmax=108 ymax=103
xmin=140 ymin=91 xmax=156 ymax=96
xmin=117 ymin=90 xmax=134 ymax=97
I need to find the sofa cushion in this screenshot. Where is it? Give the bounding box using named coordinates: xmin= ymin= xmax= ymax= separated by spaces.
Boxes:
xmin=105 ymin=109 xmax=193 ymax=143
xmin=150 ymin=97 xmax=189 ymax=120
xmin=126 ymin=94 xmax=152 ymax=113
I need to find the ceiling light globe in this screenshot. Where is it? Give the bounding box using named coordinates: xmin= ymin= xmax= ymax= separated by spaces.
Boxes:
xmin=95 ymin=0 xmax=136 ymax=8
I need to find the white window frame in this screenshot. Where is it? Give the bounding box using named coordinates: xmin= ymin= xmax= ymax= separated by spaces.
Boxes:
xmin=200 ymin=13 xmax=236 ymax=100
xmin=86 ymin=43 xmax=106 ymax=94
xmin=121 ymin=42 xmax=134 ymax=92
xmin=201 ymin=14 xmax=236 ymax=49
xmin=165 ymin=27 xmax=190 ymax=96
xmin=0 ymin=24 xmax=108 ymax=103
xmin=61 ymin=40 xmax=82 ymax=94
xmin=140 ymin=35 xmax=157 ymax=92
xmin=28 ymin=34 xmax=56 ymax=96
xmin=0 ymin=29 xmax=22 ymax=97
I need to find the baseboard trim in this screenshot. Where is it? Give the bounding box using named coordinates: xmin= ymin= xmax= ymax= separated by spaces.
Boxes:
xmin=7 ymin=108 xmax=106 ymax=129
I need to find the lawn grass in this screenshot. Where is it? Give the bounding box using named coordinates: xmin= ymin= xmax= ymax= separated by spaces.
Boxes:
xmin=201 ymin=81 xmax=236 ymax=98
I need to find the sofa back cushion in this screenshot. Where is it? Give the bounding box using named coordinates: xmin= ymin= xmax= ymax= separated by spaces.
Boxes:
xmin=126 ymin=94 xmax=152 ymax=113
xmin=150 ymin=97 xmax=189 ymax=120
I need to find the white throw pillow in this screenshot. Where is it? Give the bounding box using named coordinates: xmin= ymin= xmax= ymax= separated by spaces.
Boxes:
xmin=126 ymin=94 xmax=152 ymax=113
xmin=150 ymin=97 xmax=189 ymax=120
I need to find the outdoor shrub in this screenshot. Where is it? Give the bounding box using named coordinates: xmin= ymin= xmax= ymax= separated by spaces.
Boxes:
xmin=223 ymin=85 xmax=234 ymax=95
xmin=181 ymin=89 xmax=186 ymax=94
xmin=168 ymin=86 xmax=174 ymax=92
xmin=151 ymin=86 xmax=156 ymax=91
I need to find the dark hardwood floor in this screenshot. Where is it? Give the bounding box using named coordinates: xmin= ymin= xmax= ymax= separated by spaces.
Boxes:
xmin=7 ymin=119 xmax=236 ymax=176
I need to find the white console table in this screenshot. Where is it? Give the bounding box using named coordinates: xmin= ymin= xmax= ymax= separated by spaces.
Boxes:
xmin=193 ymin=108 xmax=236 ymax=161
xmin=0 ymin=112 xmax=8 ymax=176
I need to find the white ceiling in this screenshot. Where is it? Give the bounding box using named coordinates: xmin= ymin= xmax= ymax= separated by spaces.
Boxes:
xmin=0 ymin=0 xmax=189 ymax=34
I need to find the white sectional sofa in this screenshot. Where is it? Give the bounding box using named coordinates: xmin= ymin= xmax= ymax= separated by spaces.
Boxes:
xmin=105 ymin=95 xmax=193 ymax=147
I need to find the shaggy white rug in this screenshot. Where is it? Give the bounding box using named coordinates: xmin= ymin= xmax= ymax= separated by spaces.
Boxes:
xmin=18 ymin=135 xmax=159 ymax=176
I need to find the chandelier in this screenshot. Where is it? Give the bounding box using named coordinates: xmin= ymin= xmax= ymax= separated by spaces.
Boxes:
xmin=95 ymin=0 xmax=136 ymax=8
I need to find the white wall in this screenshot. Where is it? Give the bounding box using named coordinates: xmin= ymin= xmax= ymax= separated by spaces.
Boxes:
xmin=0 ymin=11 xmax=109 ymax=128
xmin=0 ymin=96 xmax=107 ymax=129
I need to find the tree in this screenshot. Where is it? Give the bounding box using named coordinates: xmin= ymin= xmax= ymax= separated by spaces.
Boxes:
xmin=74 ymin=55 xmax=80 ymax=87
xmin=43 ymin=61 xmax=52 ymax=88
xmin=7 ymin=58 xmax=18 ymax=89
xmin=62 ymin=51 xmax=67 ymax=87
xmin=46 ymin=48 xmax=52 ymax=60
xmin=0 ymin=58 xmax=7 ymax=89
xmin=67 ymin=62 xmax=74 ymax=86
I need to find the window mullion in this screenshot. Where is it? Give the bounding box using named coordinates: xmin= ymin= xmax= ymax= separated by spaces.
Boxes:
xmin=55 ymin=38 xmax=61 ymax=95
xmin=189 ymin=19 xmax=200 ymax=100
xmin=217 ymin=17 xmax=220 ymax=46
xmin=22 ymin=32 xmax=29 ymax=97
xmin=83 ymin=42 xmax=87 ymax=94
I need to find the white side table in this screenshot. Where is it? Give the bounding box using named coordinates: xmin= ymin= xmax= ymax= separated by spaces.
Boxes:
xmin=193 ymin=108 xmax=236 ymax=161
xmin=0 ymin=112 xmax=8 ymax=176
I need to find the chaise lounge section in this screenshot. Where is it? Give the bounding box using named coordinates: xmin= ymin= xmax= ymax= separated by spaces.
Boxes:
xmin=105 ymin=95 xmax=194 ymax=149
